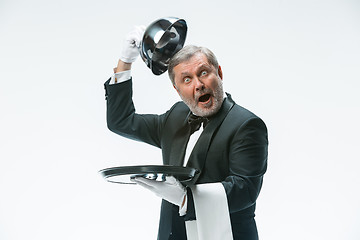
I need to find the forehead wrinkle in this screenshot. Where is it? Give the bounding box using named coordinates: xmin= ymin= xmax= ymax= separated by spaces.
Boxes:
xmin=178 ymin=63 xmax=211 ymax=77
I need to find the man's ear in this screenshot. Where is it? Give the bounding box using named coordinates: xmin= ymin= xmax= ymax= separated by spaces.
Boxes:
xmin=218 ymin=65 xmax=223 ymax=80
xmin=173 ymin=84 xmax=180 ymax=94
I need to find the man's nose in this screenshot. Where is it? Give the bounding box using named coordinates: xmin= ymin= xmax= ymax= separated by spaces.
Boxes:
xmin=194 ymin=77 xmax=205 ymax=91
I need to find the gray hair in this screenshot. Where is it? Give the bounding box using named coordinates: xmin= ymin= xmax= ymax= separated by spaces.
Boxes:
xmin=168 ymin=45 xmax=219 ymax=85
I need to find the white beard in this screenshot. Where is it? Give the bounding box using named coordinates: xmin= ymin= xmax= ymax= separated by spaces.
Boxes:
xmin=181 ymin=81 xmax=224 ymax=117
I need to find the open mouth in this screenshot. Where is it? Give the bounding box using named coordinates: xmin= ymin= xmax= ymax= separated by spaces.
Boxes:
xmin=198 ymin=94 xmax=211 ymax=103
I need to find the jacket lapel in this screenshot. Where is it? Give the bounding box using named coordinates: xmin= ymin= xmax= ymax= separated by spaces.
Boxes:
xmin=186 ymin=95 xmax=235 ymax=184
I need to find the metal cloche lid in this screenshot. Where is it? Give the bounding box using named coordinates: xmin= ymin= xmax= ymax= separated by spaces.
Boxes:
xmin=140 ymin=17 xmax=187 ymax=75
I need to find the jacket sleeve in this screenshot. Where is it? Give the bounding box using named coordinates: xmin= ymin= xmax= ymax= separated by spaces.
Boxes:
xmin=222 ymin=117 xmax=268 ymax=213
xmin=104 ymin=78 xmax=173 ymax=148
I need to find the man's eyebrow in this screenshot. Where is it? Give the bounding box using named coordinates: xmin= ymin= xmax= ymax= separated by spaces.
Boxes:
xmin=179 ymin=64 xmax=211 ymax=77
xmin=197 ymin=63 xmax=211 ymax=70
xmin=179 ymin=71 xmax=190 ymax=77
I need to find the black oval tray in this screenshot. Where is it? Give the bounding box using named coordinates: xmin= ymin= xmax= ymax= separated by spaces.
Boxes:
xmin=99 ymin=165 xmax=199 ymax=184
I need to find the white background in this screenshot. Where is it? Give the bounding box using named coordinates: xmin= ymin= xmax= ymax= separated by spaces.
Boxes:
xmin=1 ymin=0 xmax=359 ymax=239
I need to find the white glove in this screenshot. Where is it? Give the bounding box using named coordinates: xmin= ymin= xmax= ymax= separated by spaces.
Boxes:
xmin=119 ymin=25 xmax=146 ymax=63
xmin=132 ymin=176 xmax=187 ymax=207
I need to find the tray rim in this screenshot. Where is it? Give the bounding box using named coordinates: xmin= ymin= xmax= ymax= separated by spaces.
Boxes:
xmin=99 ymin=165 xmax=199 ymax=183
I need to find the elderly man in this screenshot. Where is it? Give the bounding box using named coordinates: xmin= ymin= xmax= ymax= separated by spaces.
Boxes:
xmin=104 ymin=27 xmax=268 ymax=240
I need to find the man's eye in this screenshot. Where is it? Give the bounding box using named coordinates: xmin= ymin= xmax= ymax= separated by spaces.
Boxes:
xmin=184 ymin=77 xmax=191 ymax=83
xmin=201 ymin=70 xmax=207 ymax=76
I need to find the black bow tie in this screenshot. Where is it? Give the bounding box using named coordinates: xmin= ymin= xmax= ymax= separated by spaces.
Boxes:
xmin=187 ymin=113 xmax=209 ymax=134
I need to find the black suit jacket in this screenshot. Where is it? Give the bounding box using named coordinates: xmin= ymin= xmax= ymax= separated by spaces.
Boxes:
xmin=104 ymin=79 xmax=268 ymax=240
